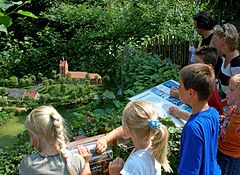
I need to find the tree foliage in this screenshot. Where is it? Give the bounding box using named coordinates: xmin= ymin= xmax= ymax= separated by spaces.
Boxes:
xmin=0 ymin=0 xmax=195 ymax=81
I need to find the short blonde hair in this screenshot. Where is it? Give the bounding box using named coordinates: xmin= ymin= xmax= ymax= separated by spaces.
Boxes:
xmin=230 ymin=74 xmax=240 ymax=87
xmin=122 ymin=101 xmax=172 ymax=172
xmin=213 ymin=23 xmax=239 ymax=51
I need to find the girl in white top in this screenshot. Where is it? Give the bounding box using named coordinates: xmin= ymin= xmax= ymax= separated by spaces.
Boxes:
xmin=19 ymin=106 xmax=91 ymax=175
xmin=108 ymin=101 xmax=172 ymax=175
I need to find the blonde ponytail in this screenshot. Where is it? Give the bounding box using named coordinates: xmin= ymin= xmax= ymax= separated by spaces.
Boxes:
xmin=152 ymin=125 xmax=172 ymax=172
xmin=122 ymin=101 xmax=172 ymax=172
xmin=50 ymin=110 xmax=76 ymax=175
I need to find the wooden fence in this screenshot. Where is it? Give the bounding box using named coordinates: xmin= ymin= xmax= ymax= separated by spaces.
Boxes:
xmin=125 ymin=35 xmax=190 ymax=68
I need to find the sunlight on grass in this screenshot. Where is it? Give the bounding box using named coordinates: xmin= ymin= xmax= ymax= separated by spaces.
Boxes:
xmin=0 ymin=116 xmax=25 ymax=148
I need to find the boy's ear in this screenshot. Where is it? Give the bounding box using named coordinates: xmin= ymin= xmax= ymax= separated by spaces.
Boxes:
xmin=188 ymin=88 xmax=196 ymax=96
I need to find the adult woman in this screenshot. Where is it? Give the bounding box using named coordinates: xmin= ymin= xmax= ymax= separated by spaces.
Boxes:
xmin=211 ymin=23 xmax=240 ymax=96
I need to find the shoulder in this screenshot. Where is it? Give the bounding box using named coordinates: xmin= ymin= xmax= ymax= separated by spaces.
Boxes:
xmin=20 ymin=152 xmax=39 ymax=165
xmin=68 ymin=152 xmax=85 ymax=173
xmin=19 ymin=153 xmax=39 ymax=173
xmin=121 ymin=149 xmax=159 ymax=175
xmin=189 ymin=47 xmax=194 ymax=52
xmin=230 ymin=55 xmax=240 ymax=67
xmin=186 ymin=108 xmax=218 ymax=131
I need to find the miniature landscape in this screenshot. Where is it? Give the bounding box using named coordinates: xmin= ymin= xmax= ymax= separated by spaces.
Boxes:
xmin=0 ymin=0 xmax=238 ymax=174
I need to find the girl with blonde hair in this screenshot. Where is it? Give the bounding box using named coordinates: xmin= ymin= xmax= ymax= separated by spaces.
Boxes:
xmin=218 ymin=74 xmax=240 ymax=175
xmin=108 ymin=101 xmax=171 ymax=175
xmin=19 ymin=106 xmax=91 ymax=175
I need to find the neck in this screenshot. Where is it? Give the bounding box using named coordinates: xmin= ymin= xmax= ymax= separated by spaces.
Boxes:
xmin=132 ymin=138 xmax=151 ymax=151
xmin=202 ymin=30 xmax=213 ymax=39
xmin=191 ymin=101 xmax=209 ymax=115
xmin=225 ymin=49 xmax=239 ymax=61
xmin=40 ymin=144 xmax=60 ymax=156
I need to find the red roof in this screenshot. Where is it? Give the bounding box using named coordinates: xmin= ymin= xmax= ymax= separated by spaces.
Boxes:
xmin=24 ymin=91 xmax=39 ymax=99
xmin=68 ymin=71 xmax=102 ymax=79
xmin=68 ymin=71 xmax=87 ymax=79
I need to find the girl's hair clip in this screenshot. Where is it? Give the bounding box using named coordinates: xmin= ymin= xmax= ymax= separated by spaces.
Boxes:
xmin=149 ymin=119 xmax=161 ymax=129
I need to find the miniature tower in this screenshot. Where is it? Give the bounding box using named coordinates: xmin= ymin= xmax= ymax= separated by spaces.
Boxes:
xmin=59 ymin=60 xmax=68 ymax=77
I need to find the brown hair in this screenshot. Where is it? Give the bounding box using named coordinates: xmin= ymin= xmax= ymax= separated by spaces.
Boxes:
xmin=195 ymin=46 xmax=218 ymax=66
xmin=180 ymin=63 xmax=215 ymax=101
xmin=122 ymin=101 xmax=172 ymax=172
xmin=193 ymin=11 xmax=214 ymax=30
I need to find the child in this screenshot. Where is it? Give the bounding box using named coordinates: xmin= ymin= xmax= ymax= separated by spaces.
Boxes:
xmin=189 ymin=40 xmax=199 ymax=64
xmin=218 ymin=74 xmax=240 ymax=175
xmin=176 ymin=64 xmax=221 ymax=175
xmin=19 ymin=106 xmax=91 ymax=175
xmin=108 ymin=101 xmax=172 ymax=175
xmin=169 ymin=46 xmax=223 ymax=120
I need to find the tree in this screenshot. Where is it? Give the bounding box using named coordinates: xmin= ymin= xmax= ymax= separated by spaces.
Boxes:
xmin=200 ymin=0 xmax=240 ymax=29
xmin=0 ymin=0 xmax=38 ymax=34
xmin=9 ymin=76 xmax=18 ymax=87
xmin=0 ymin=87 xmax=8 ymax=96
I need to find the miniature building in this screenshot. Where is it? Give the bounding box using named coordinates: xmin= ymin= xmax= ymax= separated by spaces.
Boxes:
xmin=7 ymin=88 xmax=26 ymax=99
xmin=59 ymin=60 xmax=68 ymax=77
xmin=59 ymin=60 xmax=102 ymax=84
xmin=24 ymin=90 xmax=40 ymax=100
xmin=7 ymin=88 xmax=40 ymax=100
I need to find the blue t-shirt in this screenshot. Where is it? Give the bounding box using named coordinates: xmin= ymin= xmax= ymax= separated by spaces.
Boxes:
xmin=178 ymin=107 xmax=221 ymax=175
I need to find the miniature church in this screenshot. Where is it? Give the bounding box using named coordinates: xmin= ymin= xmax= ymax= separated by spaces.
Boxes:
xmin=59 ymin=60 xmax=102 ymax=83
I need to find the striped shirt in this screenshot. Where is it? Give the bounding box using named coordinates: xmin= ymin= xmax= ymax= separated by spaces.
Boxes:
xmin=218 ymin=55 xmax=240 ymax=94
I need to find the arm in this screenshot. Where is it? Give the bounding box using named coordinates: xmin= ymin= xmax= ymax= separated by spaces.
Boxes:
xmin=169 ymin=106 xmax=191 ymax=121
xmin=221 ymin=98 xmax=228 ymax=107
xmin=81 ymin=162 xmax=91 ymax=175
xmin=108 ymin=157 xmax=124 ymax=175
xmin=78 ymin=146 xmax=91 ymax=175
xmin=96 ymin=126 xmax=127 ymax=153
xmin=178 ymin=127 xmax=203 ymax=175
xmin=170 ymin=87 xmax=179 ymax=98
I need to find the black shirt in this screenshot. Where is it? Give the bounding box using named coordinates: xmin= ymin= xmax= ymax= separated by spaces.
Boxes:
xmin=200 ymin=33 xmax=213 ymax=46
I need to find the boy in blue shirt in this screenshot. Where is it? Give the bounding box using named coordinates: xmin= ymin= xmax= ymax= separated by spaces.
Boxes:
xmin=177 ymin=63 xmax=221 ymax=175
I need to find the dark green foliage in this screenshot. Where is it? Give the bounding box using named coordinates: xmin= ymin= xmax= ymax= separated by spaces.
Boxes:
xmin=0 ymin=142 xmax=33 ymax=175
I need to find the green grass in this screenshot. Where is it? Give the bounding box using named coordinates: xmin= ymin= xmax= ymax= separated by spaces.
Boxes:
xmin=0 ymin=115 xmax=26 ymax=148
xmin=0 ymin=106 xmax=86 ymax=148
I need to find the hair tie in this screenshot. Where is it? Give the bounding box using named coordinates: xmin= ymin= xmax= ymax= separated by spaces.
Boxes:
xmin=149 ymin=119 xmax=161 ymax=129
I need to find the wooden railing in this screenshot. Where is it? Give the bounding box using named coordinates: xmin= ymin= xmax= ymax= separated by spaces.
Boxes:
xmin=142 ymin=35 xmax=190 ymax=67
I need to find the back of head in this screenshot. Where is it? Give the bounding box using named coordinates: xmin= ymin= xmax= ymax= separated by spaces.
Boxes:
xmin=180 ymin=63 xmax=215 ymax=101
xmin=122 ymin=101 xmax=172 ymax=172
xmin=230 ymin=74 xmax=240 ymax=87
xmin=195 ymin=46 xmax=218 ymax=66
xmin=193 ymin=11 xmax=214 ymax=30
xmin=26 ymin=106 xmax=67 ymax=150
xmin=213 ymin=23 xmax=239 ymax=51
xmin=26 ymin=106 xmax=76 ymax=175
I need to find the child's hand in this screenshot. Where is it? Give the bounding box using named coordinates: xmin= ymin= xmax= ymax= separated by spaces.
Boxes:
xmin=170 ymin=87 xmax=179 ymax=98
xmin=109 ymin=157 xmax=124 ymax=175
xmin=78 ymin=145 xmax=91 ymax=163
xmin=96 ymin=137 xmax=108 ymax=153
xmin=169 ymin=106 xmax=181 ymax=117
